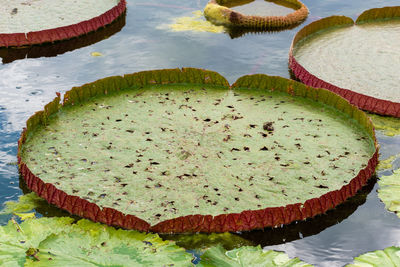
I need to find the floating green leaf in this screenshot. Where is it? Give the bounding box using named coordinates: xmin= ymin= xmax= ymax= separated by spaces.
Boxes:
xmin=19 ymin=69 xmax=377 ymax=233
xmin=0 ymin=217 xmax=194 ymax=266
xmin=198 ymin=245 xmax=312 ymax=266
xmin=378 ymin=169 xmax=400 ymax=218
xmin=346 ymin=246 xmax=400 ymax=267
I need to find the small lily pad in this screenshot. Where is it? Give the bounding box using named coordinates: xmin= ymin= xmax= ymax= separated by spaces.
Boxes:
xmin=378 ymin=169 xmax=400 ymax=218
xmin=204 ymin=0 xmax=308 ymax=29
xmin=0 ymin=0 xmax=126 ymax=47
xmin=290 ymin=6 xmax=400 ymax=117
xmin=18 ymin=68 xmax=377 ymax=233
xmin=198 ymin=245 xmax=312 ymax=266
xmin=346 ymin=246 xmax=400 ymax=267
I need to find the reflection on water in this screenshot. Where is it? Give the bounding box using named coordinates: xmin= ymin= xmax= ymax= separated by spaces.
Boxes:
xmin=0 ymin=0 xmax=400 ymax=266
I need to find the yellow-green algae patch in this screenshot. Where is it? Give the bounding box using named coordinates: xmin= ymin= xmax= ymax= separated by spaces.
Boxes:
xmin=169 ymin=11 xmax=224 ymax=33
xmin=377 ymin=155 xmax=397 ymax=171
xmin=21 ymin=84 xmax=375 ymax=226
xmin=293 ymin=20 xmax=400 ymax=103
xmin=368 ymin=113 xmax=400 ymax=136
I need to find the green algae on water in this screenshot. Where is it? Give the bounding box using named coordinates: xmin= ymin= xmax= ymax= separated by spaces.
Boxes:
xmin=368 ymin=113 xmax=400 ymax=136
xmin=168 ymin=11 xmax=224 ymax=33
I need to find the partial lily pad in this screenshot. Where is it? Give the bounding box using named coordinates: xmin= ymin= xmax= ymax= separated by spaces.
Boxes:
xmin=204 ymin=0 xmax=308 ymax=29
xmin=198 ymin=245 xmax=312 ymax=266
xmin=290 ymin=6 xmax=400 ymax=117
xmin=378 ymin=169 xmax=400 ymax=218
xmin=346 ymin=246 xmax=400 ymax=267
xmin=0 ymin=217 xmax=194 ymax=266
xmin=18 ymin=68 xmax=377 ymax=233
xmin=0 ymin=12 xmax=126 ymax=64
xmin=0 ymin=0 xmax=126 ymax=47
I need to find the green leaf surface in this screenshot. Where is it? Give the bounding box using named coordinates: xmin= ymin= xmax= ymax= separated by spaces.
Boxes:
xmin=0 ymin=217 xmax=74 ymax=266
xmin=346 ymin=246 xmax=400 ymax=267
xmin=378 ymin=169 xmax=400 ymax=218
xmin=198 ymin=245 xmax=312 ymax=267
xmin=21 ymin=83 xmax=375 ymax=226
xmin=0 ymin=217 xmax=193 ymax=266
xmin=1 ymin=0 xmax=119 ymax=34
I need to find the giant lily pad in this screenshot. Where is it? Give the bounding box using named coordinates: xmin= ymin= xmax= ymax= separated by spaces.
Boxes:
xmin=18 ymin=68 xmax=378 ymax=233
xmin=346 ymin=246 xmax=400 ymax=267
xmin=204 ymin=0 xmax=308 ymax=29
xmin=0 ymin=0 xmax=126 ymax=47
xmin=0 ymin=217 xmax=194 ymax=266
xmin=198 ymin=245 xmax=312 ymax=266
xmin=290 ymin=6 xmax=400 ymax=117
xmin=378 ymin=169 xmax=400 ymax=218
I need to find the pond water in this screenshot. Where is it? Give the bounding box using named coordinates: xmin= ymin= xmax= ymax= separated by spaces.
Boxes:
xmin=0 ymin=0 xmax=399 ymax=266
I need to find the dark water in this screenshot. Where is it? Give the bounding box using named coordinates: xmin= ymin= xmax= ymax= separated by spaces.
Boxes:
xmin=0 ymin=0 xmax=399 ymax=266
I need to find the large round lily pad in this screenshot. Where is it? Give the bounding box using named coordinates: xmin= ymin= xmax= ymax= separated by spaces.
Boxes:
xmin=290 ymin=6 xmax=400 ymax=117
xmin=0 ymin=0 xmax=126 ymax=47
xmin=204 ymin=0 xmax=308 ymax=29
xmin=18 ymin=68 xmax=378 ymax=233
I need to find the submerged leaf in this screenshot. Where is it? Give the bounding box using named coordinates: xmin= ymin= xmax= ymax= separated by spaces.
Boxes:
xmin=198 ymin=245 xmax=312 ymax=266
xmin=346 ymin=246 xmax=400 ymax=267
xmin=0 ymin=193 xmax=47 ymax=215
xmin=13 ymin=212 xmax=36 ymax=221
xmin=369 ymin=114 xmax=400 ymax=136
xmin=377 ymin=155 xmax=397 ymax=171
xmin=163 ymin=232 xmax=254 ymax=251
